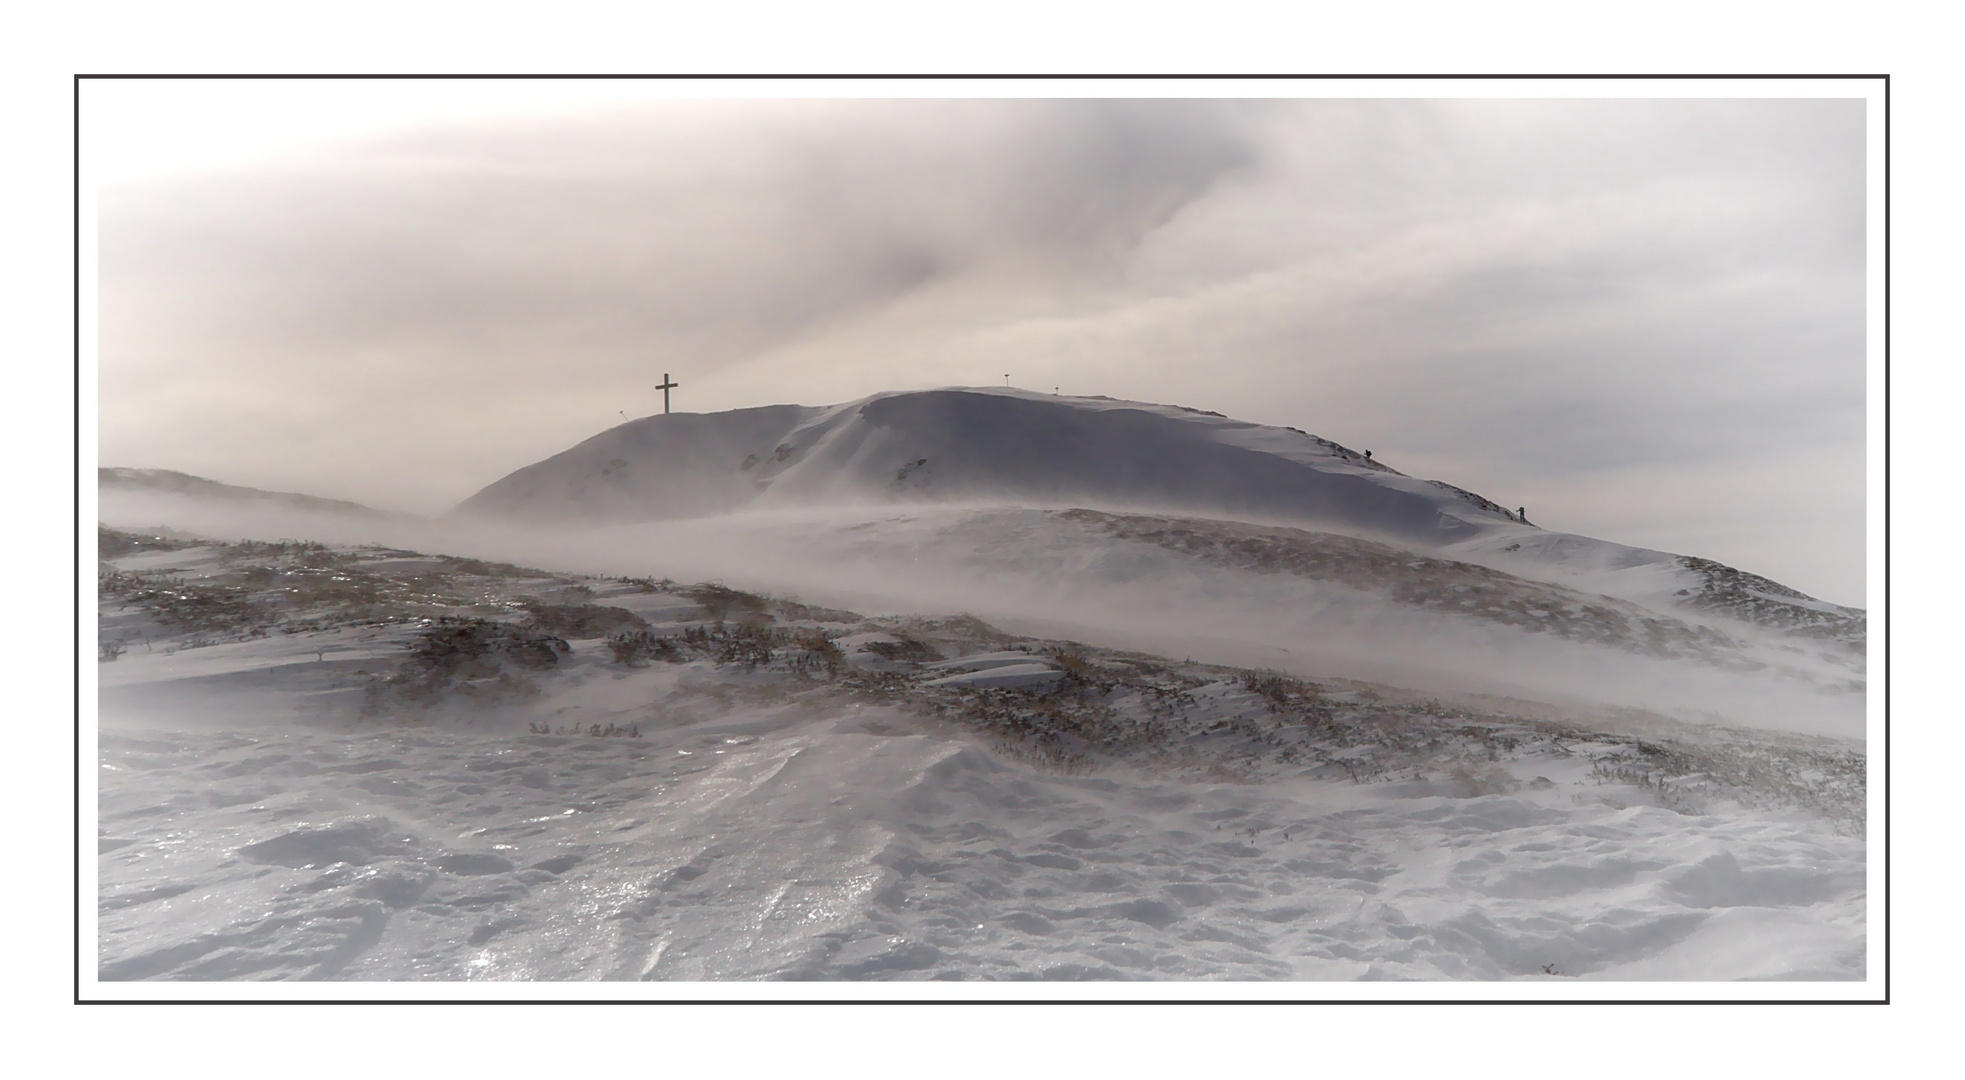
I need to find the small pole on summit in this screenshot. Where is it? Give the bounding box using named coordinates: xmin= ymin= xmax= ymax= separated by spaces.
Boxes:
xmin=1004 ymin=374 xmax=1010 ymax=387
xmin=656 ymin=373 xmax=680 ymax=415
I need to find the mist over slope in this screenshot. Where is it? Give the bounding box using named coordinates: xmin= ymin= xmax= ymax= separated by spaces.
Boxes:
xmin=99 ymin=388 xmax=1863 ymax=741
xmin=448 ymin=387 xmax=1861 ymax=650
xmin=555 ymin=506 xmax=1862 ymax=739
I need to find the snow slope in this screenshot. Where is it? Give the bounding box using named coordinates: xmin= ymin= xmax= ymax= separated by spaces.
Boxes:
xmin=525 ymin=506 xmax=1860 ymax=739
xmin=457 ymin=388 xmax=1516 ymax=544
xmin=92 ymin=388 xmax=1868 ymax=985
xmin=98 ymin=714 xmax=1864 ymax=982
xmin=97 ymin=493 xmax=1865 ymax=739
xmin=452 ymin=387 xmax=1863 ymax=643
xmin=100 ymin=468 xmax=394 ymax=519
xmin=94 ymin=531 xmax=1865 ymax=982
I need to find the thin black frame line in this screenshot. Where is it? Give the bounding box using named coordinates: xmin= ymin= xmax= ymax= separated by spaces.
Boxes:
xmin=1881 ymin=73 xmax=1891 ymax=1005
xmin=73 ymin=71 xmax=83 ymax=1008
xmin=73 ymin=73 xmax=1890 ymax=1006
xmin=84 ymin=996 xmax=1879 ymax=1005
xmin=80 ymin=1005 xmax=1886 ymax=1013
xmin=70 ymin=73 xmax=1890 ymax=81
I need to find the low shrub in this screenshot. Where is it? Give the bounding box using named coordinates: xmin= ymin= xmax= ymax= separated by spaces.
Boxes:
xmin=522 ymin=601 xmax=650 ymax=639
xmin=607 ymin=630 xmax=681 ymax=666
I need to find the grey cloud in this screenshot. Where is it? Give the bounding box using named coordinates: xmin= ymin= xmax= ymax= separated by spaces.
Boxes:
xmin=102 ymin=99 xmax=1262 ymax=361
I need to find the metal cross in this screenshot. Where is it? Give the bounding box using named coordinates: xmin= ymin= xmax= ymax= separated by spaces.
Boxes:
xmin=656 ymin=373 xmax=680 ymax=415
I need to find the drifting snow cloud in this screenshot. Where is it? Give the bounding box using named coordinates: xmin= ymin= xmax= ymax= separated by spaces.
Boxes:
xmin=95 ymin=94 xmax=1866 ymax=603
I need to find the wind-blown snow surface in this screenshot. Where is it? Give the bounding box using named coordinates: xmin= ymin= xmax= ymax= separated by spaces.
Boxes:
xmin=454 ymin=386 xmax=1863 ymax=663
xmin=97 ymin=713 xmax=1862 ymax=981
xmin=95 ymin=393 xmax=1867 ymax=983
xmin=457 ymin=388 xmax=1514 ymax=544
xmin=94 ymin=528 xmax=1865 ymax=982
xmin=562 ymin=507 xmax=1864 ymax=740
xmin=96 ymin=489 xmax=1864 ymax=740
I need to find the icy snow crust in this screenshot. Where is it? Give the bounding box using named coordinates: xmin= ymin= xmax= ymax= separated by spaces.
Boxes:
xmin=95 ymin=526 xmax=1865 ymax=982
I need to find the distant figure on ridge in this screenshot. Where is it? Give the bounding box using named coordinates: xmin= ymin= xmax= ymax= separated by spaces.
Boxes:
xmin=1518 ymin=506 xmax=1529 ymax=525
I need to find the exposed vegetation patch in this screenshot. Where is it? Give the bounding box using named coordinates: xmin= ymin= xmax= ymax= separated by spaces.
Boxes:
xmin=96 ymin=528 xmax=612 ymax=645
xmin=1425 ymin=479 xmax=1513 ymax=519
xmin=860 ymin=636 xmax=944 ymax=663
xmin=520 ymin=601 xmax=649 ymax=639
xmin=99 ymin=568 xmax=272 ymax=639
xmin=1281 ymin=426 xmax=1402 ymax=474
xmin=1059 ymin=510 xmax=1751 ymax=666
xmin=1676 ymin=556 xmax=1866 ymax=646
xmin=98 ymin=525 xmax=196 ymax=559
xmin=773 ymin=598 xmax=865 ymax=624
xmin=97 ymin=524 xmax=1865 ymax=830
xmin=606 ymin=630 xmax=682 ymax=666
xmin=685 ymin=583 xmax=773 ymax=625
xmin=362 ymin=618 xmax=570 ymax=714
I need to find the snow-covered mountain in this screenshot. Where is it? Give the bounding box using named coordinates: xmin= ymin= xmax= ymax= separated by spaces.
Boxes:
xmin=456 ymin=388 xmax=1518 ymax=543
xmin=454 ymin=387 xmax=1861 ymax=652
xmin=100 ymin=468 xmax=390 ymax=518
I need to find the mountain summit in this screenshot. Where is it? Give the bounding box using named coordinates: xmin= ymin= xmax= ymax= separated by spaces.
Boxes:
xmin=451 ymin=387 xmax=1861 ymax=656
xmin=455 ymin=387 xmax=1520 ymax=543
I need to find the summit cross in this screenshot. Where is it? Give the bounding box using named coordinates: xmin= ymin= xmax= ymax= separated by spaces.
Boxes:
xmin=656 ymin=373 xmax=680 ymax=415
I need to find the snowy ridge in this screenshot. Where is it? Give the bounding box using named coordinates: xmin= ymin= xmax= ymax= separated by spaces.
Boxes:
xmin=451 ymin=388 xmax=1861 ymax=643
xmin=1674 ymin=556 xmax=1866 ymax=644
xmin=456 ymin=388 xmax=1519 ymax=543
xmin=1446 ymin=530 xmax=1864 ymax=648
xmin=100 ymin=468 xmax=390 ymax=519
xmin=451 ymin=405 xmax=815 ymax=523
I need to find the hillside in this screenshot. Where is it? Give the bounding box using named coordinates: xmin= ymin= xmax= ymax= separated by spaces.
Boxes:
xmin=94 ymin=527 xmax=1865 ymax=981
xmin=450 ymin=388 xmax=1861 ymax=655
xmin=92 ymin=393 xmax=1870 ymax=983
xmin=99 ymin=468 xmax=389 ymax=518
xmin=455 ymin=388 xmax=1519 ymax=544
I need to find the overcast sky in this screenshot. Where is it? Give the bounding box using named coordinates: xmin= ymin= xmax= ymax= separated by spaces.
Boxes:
xmin=91 ymin=88 xmax=1868 ymax=605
